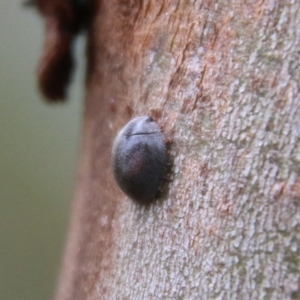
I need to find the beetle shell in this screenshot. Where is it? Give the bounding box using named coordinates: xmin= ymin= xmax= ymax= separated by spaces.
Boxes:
xmin=112 ymin=116 xmax=168 ymax=203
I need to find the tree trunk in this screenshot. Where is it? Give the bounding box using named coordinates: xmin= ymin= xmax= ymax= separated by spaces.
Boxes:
xmin=55 ymin=1 xmax=300 ymax=299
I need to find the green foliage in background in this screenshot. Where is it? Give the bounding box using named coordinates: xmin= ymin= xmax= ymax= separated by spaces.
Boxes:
xmin=0 ymin=2 xmax=84 ymax=299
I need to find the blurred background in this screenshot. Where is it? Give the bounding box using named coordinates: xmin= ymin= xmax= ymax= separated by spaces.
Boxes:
xmin=0 ymin=1 xmax=84 ymax=299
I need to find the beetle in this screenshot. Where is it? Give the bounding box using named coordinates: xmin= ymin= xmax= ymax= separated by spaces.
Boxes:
xmin=112 ymin=116 xmax=168 ymax=203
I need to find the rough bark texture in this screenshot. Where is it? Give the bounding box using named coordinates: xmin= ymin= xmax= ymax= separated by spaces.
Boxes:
xmin=56 ymin=1 xmax=300 ymax=299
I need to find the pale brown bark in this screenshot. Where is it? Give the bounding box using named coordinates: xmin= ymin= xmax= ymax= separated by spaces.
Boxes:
xmin=56 ymin=1 xmax=300 ymax=299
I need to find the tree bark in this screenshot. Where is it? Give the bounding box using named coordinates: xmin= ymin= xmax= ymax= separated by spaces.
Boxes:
xmin=55 ymin=1 xmax=300 ymax=299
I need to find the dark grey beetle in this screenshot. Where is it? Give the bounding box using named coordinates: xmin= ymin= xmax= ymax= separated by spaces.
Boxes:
xmin=112 ymin=116 xmax=168 ymax=203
